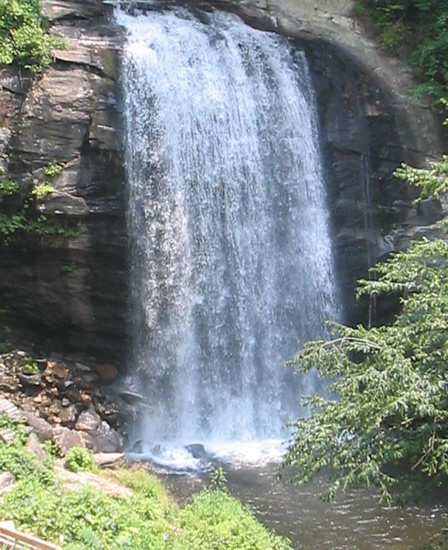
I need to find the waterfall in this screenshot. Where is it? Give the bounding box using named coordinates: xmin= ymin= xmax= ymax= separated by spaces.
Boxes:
xmin=118 ymin=7 xmax=339 ymax=455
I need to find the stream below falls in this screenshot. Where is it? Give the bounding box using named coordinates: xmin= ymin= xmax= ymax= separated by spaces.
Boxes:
xmin=160 ymin=464 xmax=448 ymax=550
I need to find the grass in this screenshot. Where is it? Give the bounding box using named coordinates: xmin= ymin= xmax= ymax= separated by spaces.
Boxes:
xmin=0 ymin=419 xmax=292 ymax=549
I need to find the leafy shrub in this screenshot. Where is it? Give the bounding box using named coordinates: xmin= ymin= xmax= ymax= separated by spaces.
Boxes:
xmin=0 ymin=180 xmax=19 ymax=196
xmin=111 ymin=466 xmax=168 ymax=501
xmin=178 ymin=490 xmax=291 ymax=549
xmin=0 ymin=0 xmax=61 ymax=74
xmin=0 ymin=417 xmax=53 ymax=485
xmin=31 ymin=183 xmax=53 ymax=199
xmin=283 ymin=156 xmax=448 ymax=504
xmin=44 ymin=163 xmax=63 ymax=177
xmin=209 ymin=466 xmax=228 ymax=491
xmin=355 ymin=0 xmax=448 ymax=100
xmin=0 ymin=161 xmax=79 ymax=244
xmin=65 ymin=447 xmax=95 ymax=473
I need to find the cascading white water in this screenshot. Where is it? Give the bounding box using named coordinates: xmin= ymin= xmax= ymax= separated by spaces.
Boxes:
xmin=118 ymin=7 xmax=339 ymax=460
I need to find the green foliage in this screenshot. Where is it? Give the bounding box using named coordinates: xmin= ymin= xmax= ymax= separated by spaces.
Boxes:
xmin=23 ymin=361 xmax=40 ymax=373
xmin=0 ymin=209 xmax=77 ymax=243
xmin=395 ymin=156 xmax=448 ymax=201
xmin=0 ymin=447 xmax=291 ymax=549
xmin=44 ymin=162 xmax=63 ymax=177
xmin=0 ymin=180 xmax=19 ymax=196
xmin=111 ymin=467 xmax=168 ymax=502
xmin=283 ymin=156 xmax=448 ymax=504
xmin=0 ymin=161 xmax=78 ymax=244
xmin=355 ymin=0 xmax=448 ymax=100
xmin=0 ymin=0 xmax=61 ymax=74
xmin=177 ymin=490 xmax=291 ymax=550
xmin=60 ymin=264 xmax=75 ymax=274
xmin=209 ymin=466 xmax=228 ymax=492
xmin=0 ymin=417 xmax=53 ymax=485
xmin=31 ymin=182 xmax=53 ymax=199
xmin=65 ymin=447 xmax=95 ymax=473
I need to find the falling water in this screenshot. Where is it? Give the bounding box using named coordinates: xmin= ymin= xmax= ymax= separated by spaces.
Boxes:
xmin=118 ymin=7 xmax=339 ymax=459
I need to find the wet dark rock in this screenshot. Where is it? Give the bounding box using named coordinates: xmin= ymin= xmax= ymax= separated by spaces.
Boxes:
xmin=79 ymin=372 xmax=99 ymax=385
xmin=185 ymin=443 xmax=208 ymax=459
xmin=128 ymin=439 xmax=144 ymax=454
xmin=85 ymin=421 xmax=123 ymax=453
xmin=0 ymin=2 xmax=126 ymax=362
xmin=18 ymin=372 xmax=42 ymax=388
xmin=118 ymin=391 xmax=148 ymax=407
xmin=75 ymin=362 xmax=92 ymax=373
xmin=92 ymin=363 xmax=118 ymax=383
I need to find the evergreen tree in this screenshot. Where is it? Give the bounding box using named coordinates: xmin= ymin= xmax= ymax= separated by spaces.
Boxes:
xmin=283 ymin=156 xmax=448 ymax=504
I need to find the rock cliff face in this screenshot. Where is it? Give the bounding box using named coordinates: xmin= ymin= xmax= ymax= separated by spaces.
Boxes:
xmin=0 ymin=0 xmax=126 ymax=360
xmin=0 ymin=0 xmax=444 ymax=359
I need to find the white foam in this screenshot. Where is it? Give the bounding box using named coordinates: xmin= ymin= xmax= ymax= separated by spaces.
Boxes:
xmin=127 ymin=443 xmax=206 ymax=473
xmin=205 ymin=439 xmax=287 ymax=467
xmin=126 ymin=438 xmax=287 ymax=473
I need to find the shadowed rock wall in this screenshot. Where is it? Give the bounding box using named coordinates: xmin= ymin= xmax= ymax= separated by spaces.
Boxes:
xmin=0 ymin=0 xmax=127 ymax=361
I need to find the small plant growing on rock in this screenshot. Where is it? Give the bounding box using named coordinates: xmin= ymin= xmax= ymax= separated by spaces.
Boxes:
xmin=60 ymin=264 xmax=75 ymax=274
xmin=0 ymin=180 xmax=19 ymax=196
xmin=65 ymin=447 xmax=95 ymax=473
xmin=31 ymin=183 xmax=53 ymax=200
xmin=44 ymin=163 xmax=63 ymax=178
xmin=209 ymin=466 xmax=227 ymax=492
xmin=0 ymin=0 xmax=63 ymax=75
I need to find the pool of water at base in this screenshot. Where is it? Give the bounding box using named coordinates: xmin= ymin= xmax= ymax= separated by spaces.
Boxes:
xmin=160 ymin=465 xmax=448 ymax=550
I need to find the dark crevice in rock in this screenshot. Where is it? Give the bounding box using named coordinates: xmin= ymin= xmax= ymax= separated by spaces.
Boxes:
xmin=0 ymin=85 xmax=26 ymax=97
xmin=52 ymin=59 xmax=117 ymax=81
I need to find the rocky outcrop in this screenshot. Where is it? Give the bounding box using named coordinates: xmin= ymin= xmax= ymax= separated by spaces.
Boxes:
xmin=0 ymin=349 xmax=124 ymax=454
xmin=0 ymin=0 xmax=126 ymax=361
xmin=302 ymin=39 xmax=443 ymax=321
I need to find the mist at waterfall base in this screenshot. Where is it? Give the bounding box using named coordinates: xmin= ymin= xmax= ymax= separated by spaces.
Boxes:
xmin=118 ymin=8 xmax=339 ymax=471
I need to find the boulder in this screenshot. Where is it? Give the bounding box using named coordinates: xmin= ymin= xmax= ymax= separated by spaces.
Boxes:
xmin=0 ymin=472 xmax=15 ymax=495
xmin=23 ymin=410 xmax=53 ymax=441
xmin=0 ymin=429 xmax=16 ymax=444
xmin=52 ymin=426 xmax=86 ymax=455
xmin=185 ymin=443 xmax=208 ymax=460
xmin=84 ymin=421 xmax=123 ymax=453
xmin=25 ymin=434 xmax=46 ymax=459
xmin=59 ymin=404 xmax=78 ymax=426
xmin=18 ymin=372 xmax=42 ymax=388
xmin=92 ymin=364 xmax=118 ymax=383
xmin=75 ymin=407 xmax=101 ymax=432
xmin=93 ymin=453 xmax=126 ymax=469
xmin=0 ymin=398 xmax=25 ymax=422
